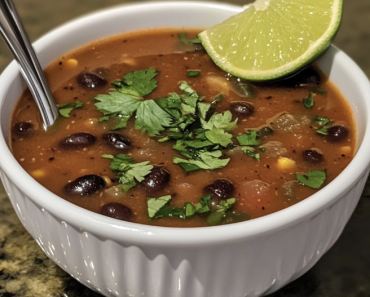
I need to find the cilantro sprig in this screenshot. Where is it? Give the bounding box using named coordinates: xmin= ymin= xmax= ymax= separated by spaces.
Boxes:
xmin=102 ymin=153 xmax=153 ymax=191
xmin=94 ymin=68 xmax=172 ymax=135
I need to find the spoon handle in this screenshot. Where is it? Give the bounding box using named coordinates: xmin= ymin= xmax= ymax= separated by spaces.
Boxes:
xmin=0 ymin=0 xmax=58 ymax=129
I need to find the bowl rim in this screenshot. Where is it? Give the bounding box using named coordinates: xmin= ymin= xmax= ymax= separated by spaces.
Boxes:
xmin=1 ymin=1 xmax=370 ymax=247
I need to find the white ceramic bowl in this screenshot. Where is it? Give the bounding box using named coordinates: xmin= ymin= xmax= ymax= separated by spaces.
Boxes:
xmin=1 ymin=2 xmax=370 ymax=297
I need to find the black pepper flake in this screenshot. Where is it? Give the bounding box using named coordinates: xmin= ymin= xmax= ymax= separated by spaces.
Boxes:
xmin=69 ymin=86 xmax=74 ymax=90
xmin=48 ymin=157 xmax=55 ymax=161
xmin=341 ymin=154 xmax=345 ymax=157
xmin=266 ymin=164 xmax=270 ymax=169
xmin=262 ymin=207 xmax=265 ymax=210
xmin=265 ymin=96 xmax=272 ymax=99
xmin=59 ymin=61 xmax=63 ymax=65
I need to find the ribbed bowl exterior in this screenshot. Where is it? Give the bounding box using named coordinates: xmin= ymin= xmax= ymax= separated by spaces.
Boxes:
xmin=1 ymin=2 xmax=370 ymax=297
xmin=1 ymin=168 xmax=368 ymax=297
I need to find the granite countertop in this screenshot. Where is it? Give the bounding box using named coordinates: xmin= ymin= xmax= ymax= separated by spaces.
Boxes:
xmin=1 ymin=1 xmax=370 ymax=296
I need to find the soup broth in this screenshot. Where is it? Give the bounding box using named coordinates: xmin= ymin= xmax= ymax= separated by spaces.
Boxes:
xmin=10 ymin=28 xmax=355 ymax=227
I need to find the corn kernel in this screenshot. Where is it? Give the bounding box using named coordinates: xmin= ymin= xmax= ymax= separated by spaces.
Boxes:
xmin=277 ymin=157 xmax=296 ymax=170
xmin=66 ymin=59 xmax=78 ymax=68
xmin=31 ymin=169 xmax=45 ymax=178
xmin=340 ymin=146 xmax=351 ymax=155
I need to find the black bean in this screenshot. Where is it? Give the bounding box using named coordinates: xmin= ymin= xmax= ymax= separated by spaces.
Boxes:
xmin=101 ymin=202 xmax=133 ymax=222
xmin=203 ymin=179 xmax=234 ymax=199
xmin=279 ymin=67 xmax=321 ymax=88
xmin=64 ymin=175 xmax=105 ymax=196
xmin=230 ymin=102 xmax=254 ymax=119
xmin=326 ymin=125 xmax=349 ymax=143
xmin=12 ymin=122 xmax=34 ymax=136
xmin=103 ymin=133 xmax=131 ymax=151
xmin=302 ymin=150 xmax=323 ymax=163
xmin=142 ymin=166 xmax=170 ymax=193
xmin=59 ymin=132 xmax=96 ymax=149
xmin=76 ymin=72 xmax=107 ymax=89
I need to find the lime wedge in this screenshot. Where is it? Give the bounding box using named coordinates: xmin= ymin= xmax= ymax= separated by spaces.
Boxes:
xmin=199 ymin=0 xmax=343 ymax=81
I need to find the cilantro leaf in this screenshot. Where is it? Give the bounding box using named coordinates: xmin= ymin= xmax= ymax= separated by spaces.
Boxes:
xmin=236 ymin=131 xmax=260 ymax=146
xmin=194 ymin=195 xmax=212 ymax=213
xmin=146 ymin=194 xmax=240 ymax=226
xmin=241 ymin=146 xmax=260 ymax=160
xmin=296 ymin=170 xmax=326 ymax=189
xmin=173 ymin=150 xmax=230 ymax=172
xmin=94 ymin=91 xmax=142 ymax=116
xmin=303 ymin=92 xmax=314 ymax=109
xmin=135 ymin=100 xmax=173 ymax=136
xmin=314 ymin=116 xmax=333 ymax=136
xmin=117 ymin=68 xmax=158 ymax=97
xmin=314 ymin=116 xmax=333 ymax=126
xmin=201 ymin=111 xmax=237 ymax=132
xmin=207 ymin=198 xmax=236 ymax=225
xmin=102 ymin=153 xmax=153 ymax=191
xmin=205 ymin=128 xmax=233 ymax=147
xmin=147 ymin=195 xmax=172 ymax=219
xmin=178 ymin=33 xmax=201 ymax=44
xmin=312 ymin=88 xmax=326 ymax=94
xmin=58 ymin=101 xmax=83 ymax=117
xmin=188 ymin=70 xmax=201 ymax=77
xmin=198 ymin=102 xmax=211 ymax=120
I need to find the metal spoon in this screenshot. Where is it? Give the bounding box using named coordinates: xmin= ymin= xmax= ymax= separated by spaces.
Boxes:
xmin=0 ymin=0 xmax=58 ymax=129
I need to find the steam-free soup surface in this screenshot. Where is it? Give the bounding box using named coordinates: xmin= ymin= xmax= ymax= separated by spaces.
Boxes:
xmin=10 ymin=28 xmax=355 ymax=227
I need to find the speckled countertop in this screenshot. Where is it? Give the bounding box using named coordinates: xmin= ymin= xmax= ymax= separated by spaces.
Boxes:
xmin=1 ymin=1 xmax=370 ymax=296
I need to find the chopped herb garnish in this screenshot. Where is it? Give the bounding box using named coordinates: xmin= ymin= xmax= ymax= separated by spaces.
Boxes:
xmin=58 ymin=101 xmax=83 ymax=117
xmin=146 ymin=194 xmax=243 ymax=226
xmin=147 ymin=195 xmax=172 ymax=219
xmin=241 ymin=146 xmax=260 ymax=160
xmin=102 ymin=153 xmax=153 ymax=191
xmin=312 ymin=88 xmax=326 ymax=94
xmin=201 ymin=110 xmax=237 ymax=132
xmin=314 ymin=116 xmax=333 ymax=136
xmin=316 ymin=126 xmax=329 ymax=135
xmin=188 ymin=70 xmax=201 ymax=77
xmin=303 ymin=92 xmax=314 ymax=109
xmin=173 ymin=149 xmax=230 ymax=172
xmin=207 ymin=198 xmax=236 ymax=225
xmin=296 ymin=170 xmax=326 ymax=189
xmin=178 ymin=33 xmax=201 ymax=44
xmin=314 ymin=116 xmax=332 ymax=126
xmin=236 ymin=131 xmax=260 ymax=146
